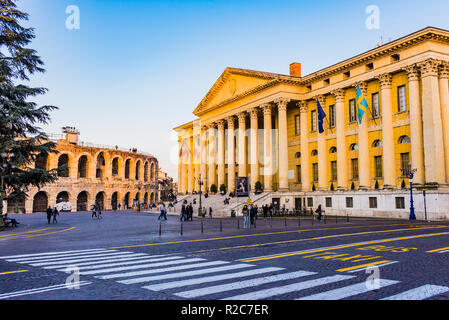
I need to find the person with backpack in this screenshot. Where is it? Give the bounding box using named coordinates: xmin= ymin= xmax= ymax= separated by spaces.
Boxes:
xmin=52 ymin=207 xmax=59 ymax=224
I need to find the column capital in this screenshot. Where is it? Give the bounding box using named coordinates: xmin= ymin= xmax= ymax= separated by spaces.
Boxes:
xmin=262 ymin=103 xmax=273 ymax=115
xmin=297 ymin=101 xmax=308 ymax=113
xmin=249 ymin=107 xmax=259 ymax=119
xmin=403 ymin=64 xmax=420 ymax=82
xmin=206 ymin=123 xmax=216 ymax=130
xmin=315 ymin=94 xmax=326 ymax=106
xmin=331 ymin=88 xmax=345 ymax=103
xmin=226 ymin=115 xmax=236 ymax=128
xmin=418 ymin=58 xmax=440 ymax=78
xmin=376 ymin=74 xmax=392 ymax=89
xmin=216 ymin=119 xmax=225 ymax=129
xmin=274 ymin=97 xmax=290 ymax=111
xmin=438 ymin=61 xmax=449 ymax=79
xmin=237 ymin=111 xmax=247 ymax=123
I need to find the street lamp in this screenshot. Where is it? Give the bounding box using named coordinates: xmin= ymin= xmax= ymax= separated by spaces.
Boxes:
xmin=195 ymin=173 xmax=204 ymax=217
xmin=402 ymin=165 xmax=417 ymax=221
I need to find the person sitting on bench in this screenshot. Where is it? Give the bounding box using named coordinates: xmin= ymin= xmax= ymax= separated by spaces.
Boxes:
xmin=3 ymin=214 xmax=19 ymax=227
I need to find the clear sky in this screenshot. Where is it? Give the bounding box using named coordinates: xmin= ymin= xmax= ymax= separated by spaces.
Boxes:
xmin=17 ymin=0 xmax=449 ymax=181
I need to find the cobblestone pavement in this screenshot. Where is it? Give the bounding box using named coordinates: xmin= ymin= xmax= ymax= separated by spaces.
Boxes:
xmin=1 ymin=210 xmax=449 ymax=300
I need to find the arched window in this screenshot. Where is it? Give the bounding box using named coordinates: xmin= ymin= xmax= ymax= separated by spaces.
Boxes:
xmin=78 ymin=155 xmax=88 ymax=178
xmin=144 ymin=162 xmax=149 ymax=182
xmin=96 ymin=152 xmax=105 ymax=179
xmin=135 ymin=160 xmax=141 ymax=180
xmin=398 ymin=135 xmax=411 ymax=144
xmin=57 ymin=154 xmax=69 ymax=177
xmin=329 ymin=147 xmax=337 ymax=154
xmin=295 ymin=152 xmax=301 ymax=159
xmin=125 ymin=159 xmax=131 ymax=179
xmin=349 ymin=143 xmax=359 ymax=151
xmin=112 ymin=158 xmax=119 ymax=176
xmin=372 ymin=140 xmax=383 ymax=148
xmin=35 ymin=153 xmax=49 ymax=170
xmin=311 ymin=150 xmax=318 ymax=156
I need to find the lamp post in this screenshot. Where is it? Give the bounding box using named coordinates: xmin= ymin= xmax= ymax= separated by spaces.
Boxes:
xmin=195 ymin=173 xmax=204 ymax=217
xmin=402 ymin=166 xmax=417 ymax=221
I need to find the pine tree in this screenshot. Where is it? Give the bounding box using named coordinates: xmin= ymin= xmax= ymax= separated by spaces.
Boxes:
xmin=0 ymin=0 xmax=59 ymax=220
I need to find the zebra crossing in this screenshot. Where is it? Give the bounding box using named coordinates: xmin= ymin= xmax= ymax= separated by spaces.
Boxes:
xmin=1 ymin=248 xmax=449 ymax=300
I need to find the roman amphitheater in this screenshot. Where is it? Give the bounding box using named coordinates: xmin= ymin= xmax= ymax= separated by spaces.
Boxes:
xmin=5 ymin=127 xmax=159 ymax=214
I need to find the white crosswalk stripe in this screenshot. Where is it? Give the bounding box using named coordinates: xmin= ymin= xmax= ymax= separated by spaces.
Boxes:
xmin=381 ymin=285 xmax=449 ymax=300
xmin=146 ymin=267 xmax=286 ymax=292
xmin=82 ymin=258 xmax=207 ymax=276
xmin=6 ymin=250 xmax=117 ymax=262
xmin=118 ymin=263 xmax=253 ymax=285
xmin=174 ymin=270 xmax=316 ymax=298
xmin=17 ymin=251 xmax=130 ymax=264
xmin=45 ymin=255 xmax=173 ymax=269
xmin=222 ymin=275 xmax=355 ymax=300
xmin=0 ymin=248 xmax=106 ymax=260
xmin=297 ymin=279 xmax=399 ymax=300
xmin=30 ymin=253 xmax=148 ymax=267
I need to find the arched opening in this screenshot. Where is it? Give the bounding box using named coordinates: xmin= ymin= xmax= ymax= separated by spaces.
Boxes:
xmin=329 ymin=147 xmax=337 ymax=154
xmin=33 ymin=192 xmax=48 ymax=213
xmin=311 ymin=150 xmax=318 ymax=156
xmin=7 ymin=197 xmax=25 ymax=214
xmin=124 ymin=192 xmax=131 ymax=209
xmin=111 ymin=192 xmax=119 ymax=210
xmin=77 ymin=191 xmax=89 ymax=211
xmin=150 ymin=163 xmax=155 ymax=181
xmin=78 ymin=155 xmax=88 ymax=178
xmin=144 ymin=192 xmax=149 ymax=205
xmin=135 ymin=160 xmax=141 ymax=180
xmin=349 ymin=143 xmax=359 ymax=151
xmin=150 ymin=192 xmax=155 ymax=203
xmin=399 ymin=135 xmax=411 ymax=144
xmin=57 ymin=154 xmax=70 ymax=177
xmin=95 ymin=192 xmax=105 ymax=210
xmin=96 ymin=152 xmax=106 ymax=179
xmin=144 ymin=162 xmax=149 ymax=182
xmin=35 ymin=153 xmax=49 ymax=170
xmin=112 ymin=157 xmax=119 ymax=176
xmin=372 ymin=139 xmax=383 ymax=148
xmin=56 ymin=191 xmax=69 ymax=203
xmin=125 ymin=159 xmax=131 ymax=179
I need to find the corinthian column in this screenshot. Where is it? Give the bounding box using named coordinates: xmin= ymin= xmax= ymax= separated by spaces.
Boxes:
xmin=438 ymin=62 xmax=449 ymax=184
xmin=419 ymin=58 xmax=446 ymax=186
xmin=207 ymin=123 xmax=216 ymax=189
xmin=188 ymin=133 xmax=194 ymax=193
xmin=178 ymin=138 xmax=183 ymax=194
xmin=355 ymin=82 xmax=370 ymax=190
xmin=200 ymin=126 xmax=207 ymax=192
xmin=298 ymin=101 xmax=310 ymax=191
xmin=250 ymin=107 xmax=259 ymax=191
xmin=316 ymin=95 xmax=328 ymax=191
xmin=237 ymin=112 xmax=248 ymax=177
xmin=217 ymin=120 xmax=225 ymax=189
xmin=332 ymin=89 xmax=348 ymax=190
xmin=227 ymin=116 xmax=236 ymax=192
xmin=263 ymin=104 xmax=273 ymax=192
xmin=377 ymin=73 xmax=396 ymax=189
xmin=276 ymin=98 xmax=290 ymax=191
xmin=404 ymin=64 xmax=425 ymax=185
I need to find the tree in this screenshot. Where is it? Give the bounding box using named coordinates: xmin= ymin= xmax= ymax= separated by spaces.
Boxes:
xmin=219 ymin=184 xmax=226 ymax=193
xmin=210 ymin=184 xmax=217 ymax=194
xmin=254 ymin=181 xmax=263 ymax=192
xmin=0 ymin=0 xmax=59 ymax=220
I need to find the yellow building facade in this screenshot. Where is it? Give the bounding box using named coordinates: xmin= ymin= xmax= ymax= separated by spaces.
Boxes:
xmin=175 ymin=27 xmax=449 ymax=219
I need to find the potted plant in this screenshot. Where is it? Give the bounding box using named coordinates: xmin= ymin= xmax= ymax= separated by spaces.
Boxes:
xmin=255 ymin=181 xmax=263 ymax=194
xmin=219 ymin=184 xmax=226 ymax=195
xmin=210 ymin=184 xmax=218 ymax=195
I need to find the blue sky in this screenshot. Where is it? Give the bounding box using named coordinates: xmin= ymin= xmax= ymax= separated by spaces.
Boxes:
xmin=18 ymin=0 xmax=449 ymax=180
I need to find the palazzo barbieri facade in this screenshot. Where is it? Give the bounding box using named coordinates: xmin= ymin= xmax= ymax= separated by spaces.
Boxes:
xmin=175 ymin=27 xmax=449 ymax=219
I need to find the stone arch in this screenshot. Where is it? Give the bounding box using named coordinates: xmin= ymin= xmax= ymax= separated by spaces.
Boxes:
xmin=77 ymin=154 xmax=90 ymax=178
xmin=135 ymin=160 xmax=142 ymax=180
xmin=95 ymin=152 xmax=107 ymax=179
xmin=7 ymin=197 xmax=25 ymax=214
xmin=111 ymin=191 xmax=120 ymax=210
xmin=125 ymin=158 xmax=132 ymax=179
xmin=349 ymin=143 xmax=359 ymax=151
xmin=56 ymin=191 xmax=70 ymax=203
xmin=398 ymin=135 xmax=411 ymax=144
xmin=76 ymin=191 xmax=89 ymax=211
xmin=150 ymin=192 xmax=155 ymax=203
xmin=144 ymin=192 xmax=149 ymax=204
xmin=144 ymin=161 xmax=149 ymax=182
xmin=112 ymin=156 xmax=122 ymax=177
xmin=150 ymin=162 xmax=155 ymax=181
xmin=35 ymin=153 xmax=49 ymax=170
xmin=123 ymin=192 xmax=132 ymax=209
xmin=32 ymin=191 xmax=48 ymax=213
xmin=372 ymin=139 xmax=383 ymax=148
xmin=57 ymin=154 xmax=70 ymax=177
xmin=95 ymin=192 xmax=106 ymax=210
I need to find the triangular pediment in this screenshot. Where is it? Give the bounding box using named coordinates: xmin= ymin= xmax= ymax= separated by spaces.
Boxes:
xmin=193 ymin=68 xmax=281 ymax=115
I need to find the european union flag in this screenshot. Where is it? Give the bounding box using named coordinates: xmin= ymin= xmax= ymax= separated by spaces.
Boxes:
xmin=317 ymin=99 xmax=326 ymax=134
xmin=356 ymin=85 xmax=369 ymax=125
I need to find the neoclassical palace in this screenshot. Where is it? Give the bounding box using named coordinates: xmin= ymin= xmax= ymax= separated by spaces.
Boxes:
xmin=5 ymin=127 xmax=159 ymax=213
xmin=175 ymin=27 xmax=449 ymax=219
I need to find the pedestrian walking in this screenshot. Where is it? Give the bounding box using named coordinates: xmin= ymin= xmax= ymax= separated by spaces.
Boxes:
xmin=188 ymin=203 xmax=194 ymax=221
xmin=269 ymin=203 xmax=273 ymax=218
xmin=202 ymin=206 xmax=206 ymax=218
xmin=242 ymin=205 xmax=249 ymax=228
xmin=91 ymin=205 xmax=97 ymax=219
xmin=249 ymin=205 xmax=255 ymax=225
xmin=52 ymin=207 xmax=59 ymax=224
xmin=315 ymin=204 xmax=323 ymax=221
xmin=46 ymin=206 xmax=52 ymax=224
xmin=262 ymin=204 xmax=267 ymax=219
xmin=209 ymin=207 xmax=213 ymax=218
xmin=158 ymin=203 xmax=167 ymax=220
xmin=180 ymin=204 xmax=187 ymax=221
xmin=118 ymin=203 xmax=121 ymax=211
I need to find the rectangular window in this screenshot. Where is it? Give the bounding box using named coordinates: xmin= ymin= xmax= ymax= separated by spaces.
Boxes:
xmin=331 ymin=161 xmax=337 ymax=181
xmin=349 ymin=99 xmax=357 ymax=123
xmin=352 ymin=158 xmax=359 ymax=179
xmin=369 ymin=197 xmax=378 ymax=209
xmin=296 ymin=165 xmax=301 ymax=183
xmin=295 ymin=115 xmax=300 ymax=136
xmin=311 ymin=110 xmax=317 ymax=132
xmin=401 ymin=153 xmax=410 ymax=176
xmin=325 ymin=197 xmax=332 ymax=208
xmin=312 ymin=163 xmax=318 ymax=182
xmin=329 ymin=105 xmax=335 ymax=128
xmin=372 ymin=93 xmax=380 ymax=118
xmin=396 ymin=197 xmax=405 ymax=209
xmin=346 ymin=197 xmax=353 ymax=208
xmin=374 ymin=156 xmax=383 ymax=178
xmin=398 ymin=85 xmax=407 ymax=112
xmin=307 ymin=197 xmax=313 ymax=207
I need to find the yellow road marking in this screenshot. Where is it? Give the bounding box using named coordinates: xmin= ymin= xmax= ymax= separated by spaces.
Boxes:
xmin=0 ymin=227 xmax=75 ymax=241
xmin=242 ymin=230 xmax=449 ymax=262
xmin=0 ymin=270 xmax=28 ymax=276
xmin=0 ymin=228 xmax=51 ymax=238
xmin=336 ymin=260 xmax=392 ymax=272
xmin=109 ymin=223 xmax=437 ymax=250
xmin=426 ymin=246 xmax=449 ymax=253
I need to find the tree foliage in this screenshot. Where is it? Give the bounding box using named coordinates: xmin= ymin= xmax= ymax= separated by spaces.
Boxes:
xmin=0 ymin=0 xmax=59 ymax=205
